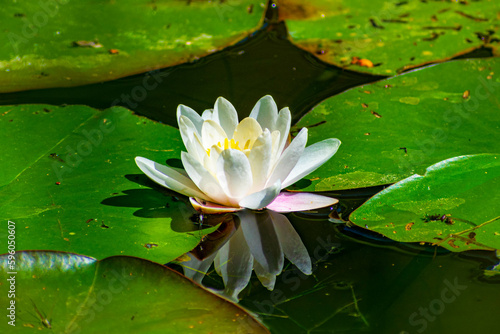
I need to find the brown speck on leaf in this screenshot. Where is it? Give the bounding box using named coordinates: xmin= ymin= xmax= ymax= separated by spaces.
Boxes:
xmin=86 ymin=219 xmax=95 ymax=224
xmin=247 ymin=4 xmax=253 ymax=13
xmin=371 ymin=111 xmax=382 ymax=118
xmin=55 ymin=182 xmax=61 ymax=185
xmin=64 ymin=238 xmax=70 ymax=242
xmin=351 ymin=57 xmax=374 ymax=68
xmin=362 ymin=103 xmax=368 ymax=108
xmin=448 ymin=239 xmax=460 ymax=249
xmin=363 ymin=90 xmax=372 ymax=94
xmin=405 ymin=222 xmax=414 ymax=231
xmin=468 ymin=232 xmax=476 ymax=240
xmin=108 ymin=49 xmax=119 ymax=54
xmin=462 ymin=90 xmax=470 ymax=99
xmin=364 ymin=132 xmax=371 ymax=136
xmin=384 ymin=84 xmax=392 ymax=88
xmin=393 ymin=231 xmax=397 ymax=234
xmin=144 ymin=243 xmax=159 ymax=249
xmin=309 ymin=177 xmax=320 ymax=181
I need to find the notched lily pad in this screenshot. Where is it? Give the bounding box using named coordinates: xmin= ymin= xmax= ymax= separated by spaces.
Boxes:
xmin=279 ymin=0 xmax=500 ymax=75
xmin=0 ymin=252 xmax=269 ymax=333
xmin=349 ymin=154 xmax=500 ymax=252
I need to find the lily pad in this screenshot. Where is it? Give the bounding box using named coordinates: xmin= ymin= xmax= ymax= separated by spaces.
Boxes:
xmin=0 ymin=252 xmax=269 ymax=333
xmin=0 ymin=104 xmax=216 ymax=262
xmin=279 ymin=0 xmax=500 ymax=75
xmin=0 ymin=0 xmax=266 ymax=92
xmin=289 ymin=58 xmax=500 ymax=191
xmin=349 ymin=154 xmax=500 ymax=252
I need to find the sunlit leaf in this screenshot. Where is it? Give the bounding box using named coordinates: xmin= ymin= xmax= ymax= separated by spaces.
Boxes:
xmin=280 ymin=0 xmax=500 ymax=75
xmin=349 ymin=154 xmax=500 ymax=252
xmin=0 ymin=104 xmax=216 ymax=262
xmin=0 ymin=0 xmax=266 ymax=92
xmin=0 ymin=252 xmax=269 ymax=333
xmin=290 ymin=58 xmax=500 ymax=191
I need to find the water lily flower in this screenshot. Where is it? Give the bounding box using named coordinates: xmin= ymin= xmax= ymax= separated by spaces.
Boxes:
xmin=135 ymin=95 xmax=340 ymax=213
xmin=182 ymin=210 xmax=312 ymax=302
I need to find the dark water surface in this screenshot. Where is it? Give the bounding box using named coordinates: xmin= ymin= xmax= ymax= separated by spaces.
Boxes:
xmin=3 ymin=7 xmax=499 ymax=333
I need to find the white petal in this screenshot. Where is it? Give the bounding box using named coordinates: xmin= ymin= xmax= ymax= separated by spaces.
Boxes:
xmin=238 ymin=210 xmax=283 ymax=275
xmin=181 ymin=152 xmax=229 ymax=205
xmin=282 ymin=138 xmax=341 ymax=188
xmin=253 ymin=259 xmax=277 ymax=291
xmin=248 ymin=129 xmax=272 ymax=192
xmin=216 ymin=149 xmax=253 ymax=201
xmin=213 ymin=97 xmax=238 ymax=138
xmin=179 ymin=117 xmax=205 ymax=162
xmin=214 ymin=227 xmax=253 ymax=301
xmin=249 ymin=95 xmax=278 ymax=131
xmin=203 ymin=143 xmax=222 ymax=175
xmin=275 ymin=107 xmax=291 ymax=155
xmin=267 ymin=127 xmax=308 ymax=188
xmin=201 ymin=120 xmax=227 ymax=150
xmin=135 ymin=157 xmax=207 ymax=199
xmin=177 ymin=104 xmax=203 ymax=135
xmin=270 ymin=211 xmax=312 ymax=275
xmin=239 ymin=179 xmax=281 ymax=210
xmin=266 ymin=192 xmax=338 ymax=213
xmin=232 ymin=117 xmax=263 ymax=148
xmin=201 ymin=109 xmax=213 ymax=120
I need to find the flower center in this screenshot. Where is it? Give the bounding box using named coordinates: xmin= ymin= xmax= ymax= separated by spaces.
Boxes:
xmin=206 ymin=138 xmax=252 ymax=156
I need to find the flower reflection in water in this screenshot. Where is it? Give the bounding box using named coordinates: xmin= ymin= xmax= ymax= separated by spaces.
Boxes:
xmin=181 ymin=209 xmax=312 ymax=302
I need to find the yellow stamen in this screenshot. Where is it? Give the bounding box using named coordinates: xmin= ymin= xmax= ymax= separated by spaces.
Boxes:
xmin=207 ymin=138 xmax=243 ymax=156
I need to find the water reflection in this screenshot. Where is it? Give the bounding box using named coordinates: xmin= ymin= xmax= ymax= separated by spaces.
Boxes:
xmin=181 ymin=209 xmax=311 ymax=302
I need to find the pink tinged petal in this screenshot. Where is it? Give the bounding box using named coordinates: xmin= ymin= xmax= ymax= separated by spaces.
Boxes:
xmin=213 ymin=97 xmax=239 ymax=138
xmin=181 ymin=252 xmax=217 ymax=284
xmin=214 ymin=227 xmax=253 ymax=301
xmin=249 ymin=95 xmax=278 ymax=131
xmin=253 ymin=259 xmax=277 ymax=291
xmin=189 ymin=197 xmax=242 ymax=214
xmin=266 ymin=127 xmax=308 ymax=188
xmin=282 ymin=138 xmax=341 ymax=188
xmin=232 ymin=117 xmax=263 ymax=148
xmin=238 ymin=210 xmax=283 ymax=275
xmin=269 ymin=211 xmax=312 ymax=275
xmin=266 ymin=192 xmax=339 ymax=213
xmin=181 ymin=152 xmax=229 ymax=205
xmin=239 ymin=179 xmax=281 ymax=210
xmin=216 ymin=149 xmax=253 ymax=201
xmin=177 ymin=104 xmax=203 ymax=135
xmin=275 ymin=107 xmax=291 ymax=155
xmin=201 ymin=119 xmax=227 ymax=149
xmin=135 ymin=157 xmax=208 ymax=199
xmin=248 ymin=129 xmax=273 ymax=192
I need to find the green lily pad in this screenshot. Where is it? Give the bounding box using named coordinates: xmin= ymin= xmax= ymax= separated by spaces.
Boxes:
xmin=0 ymin=104 xmax=216 ymax=262
xmin=289 ymin=58 xmax=500 ymax=191
xmin=349 ymin=154 xmax=500 ymax=252
xmin=280 ymin=0 xmax=500 ymax=75
xmin=0 ymin=252 xmax=269 ymax=333
xmin=0 ymin=0 xmax=266 ymax=92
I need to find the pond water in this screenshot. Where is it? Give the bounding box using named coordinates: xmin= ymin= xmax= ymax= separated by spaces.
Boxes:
xmin=2 ymin=4 xmax=499 ymax=334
